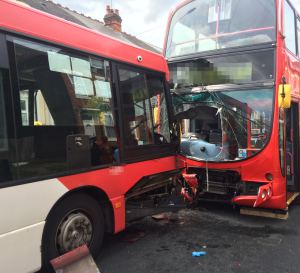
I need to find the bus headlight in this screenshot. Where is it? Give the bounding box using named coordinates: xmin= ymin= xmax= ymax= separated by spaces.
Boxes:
xmin=254 ymin=184 xmax=272 ymax=207
xmin=261 ymin=189 xmax=267 ymax=199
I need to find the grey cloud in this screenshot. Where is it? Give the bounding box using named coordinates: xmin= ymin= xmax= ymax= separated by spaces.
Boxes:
xmin=54 ymin=0 xmax=104 ymax=15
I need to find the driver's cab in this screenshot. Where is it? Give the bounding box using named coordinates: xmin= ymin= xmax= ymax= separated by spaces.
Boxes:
xmin=180 ymin=105 xmax=225 ymax=161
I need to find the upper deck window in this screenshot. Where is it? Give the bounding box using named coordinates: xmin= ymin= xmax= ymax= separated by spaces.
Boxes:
xmin=166 ymin=0 xmax=276 ymax=58
xmin=284 ymin=0 xmax=296 ymax=54
xmin=297 ymin=18 xmax=300 ymax=56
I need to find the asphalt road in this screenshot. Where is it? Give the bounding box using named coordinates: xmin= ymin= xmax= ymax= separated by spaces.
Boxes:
xmin=97 ymin=202 xmax=300 ymax=273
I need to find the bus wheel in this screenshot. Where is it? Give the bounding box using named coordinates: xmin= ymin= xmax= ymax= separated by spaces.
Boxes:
xmin=42 ymin=193 xmax=104 ymax=271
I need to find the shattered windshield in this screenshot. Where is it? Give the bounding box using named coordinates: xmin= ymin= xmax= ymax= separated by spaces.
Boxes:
xmin=166 ymin=0 xmax=276 ymax=58
xmin=173 ymin=87 xmax=274 ymax=161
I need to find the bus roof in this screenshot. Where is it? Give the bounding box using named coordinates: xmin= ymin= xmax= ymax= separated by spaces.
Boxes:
xmin=0 ymin=0 xmax=168 ymax=74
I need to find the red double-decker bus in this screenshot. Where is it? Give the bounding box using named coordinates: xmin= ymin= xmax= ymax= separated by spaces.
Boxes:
xmin=0 ymin=1 xmax=180 ymax=272
xmin=164 ymin=0 xmax=298 ymax=213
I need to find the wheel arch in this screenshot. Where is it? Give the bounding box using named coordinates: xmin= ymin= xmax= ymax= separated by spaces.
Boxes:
xmin=45 ymin=186 xmax=115 ymax=234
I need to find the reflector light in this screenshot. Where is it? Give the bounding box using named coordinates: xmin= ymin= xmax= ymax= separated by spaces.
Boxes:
xmin=268 ymin=188 xmax=272 ymax=197
xmin=115 ymin=202 xmax=122 ymax=209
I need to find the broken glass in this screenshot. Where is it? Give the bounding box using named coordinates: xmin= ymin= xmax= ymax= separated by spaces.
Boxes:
xmin=173 ymin=86 xmax=273 ymax=161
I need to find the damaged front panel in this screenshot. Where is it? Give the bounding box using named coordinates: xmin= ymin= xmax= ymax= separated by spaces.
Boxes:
xmin=125 ymin=169 xmax=181 ymax=200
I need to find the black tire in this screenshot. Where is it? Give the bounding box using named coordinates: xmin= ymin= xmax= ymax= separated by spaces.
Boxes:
xmin=41 ymin=193 xmax=104 ymax=272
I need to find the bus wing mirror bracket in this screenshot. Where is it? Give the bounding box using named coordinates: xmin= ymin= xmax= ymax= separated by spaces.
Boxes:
xmin=278 ymin=83 xmax=291 ymax=109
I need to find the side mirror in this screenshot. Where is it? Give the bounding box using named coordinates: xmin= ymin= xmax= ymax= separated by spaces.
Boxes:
xmin=168 ymin=82 xmax=175 ymax=90
xmin=278 ymin=84 xmax=291 ymax=109
xmin=171 ymin=121 xmax=181 ymax=143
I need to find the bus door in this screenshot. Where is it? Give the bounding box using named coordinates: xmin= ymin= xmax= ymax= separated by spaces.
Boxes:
xmin=286 ymin=102 xmax=299 ymax=192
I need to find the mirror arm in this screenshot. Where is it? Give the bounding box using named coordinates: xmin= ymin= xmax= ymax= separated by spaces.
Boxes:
xmin=281 ymin=76 xmax=286 ymax=99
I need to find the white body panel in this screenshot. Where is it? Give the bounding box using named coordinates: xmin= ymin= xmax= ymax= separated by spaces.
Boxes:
xmin=0 ymin=179 xmax=68 ymax=272
xmin=0 ymin=179 xmax=68 ymax=234
xmin=0 ymin=222 xmax=44 ymax=273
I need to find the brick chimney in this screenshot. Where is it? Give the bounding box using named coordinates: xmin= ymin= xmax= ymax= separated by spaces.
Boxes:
xmin=104 ymin=5 xmax=122 ymax=32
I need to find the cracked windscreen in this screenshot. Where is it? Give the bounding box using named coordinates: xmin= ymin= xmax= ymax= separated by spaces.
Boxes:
xmin=173 ymin=87 xmax=274 ymax=161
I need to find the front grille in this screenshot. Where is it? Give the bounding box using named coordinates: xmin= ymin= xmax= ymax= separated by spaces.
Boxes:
xmin=187 ymin=168 xmax=240 ymax=195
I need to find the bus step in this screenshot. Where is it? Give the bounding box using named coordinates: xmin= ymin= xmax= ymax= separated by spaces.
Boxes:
xmin=240 ymin=207 xmax=288 ymax=220
xmin=50 ymin=244 xmax=101 ymax=273
xmin=287 ymin=192 xmax=300 ymax=206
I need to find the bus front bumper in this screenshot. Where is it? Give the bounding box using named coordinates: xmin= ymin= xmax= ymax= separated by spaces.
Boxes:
xmin=232 ymin=183 xmax=287 ymax=210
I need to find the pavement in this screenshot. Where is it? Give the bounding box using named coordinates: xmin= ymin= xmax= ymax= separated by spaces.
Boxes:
xmin=97 ymin=201 xmax=300 ymax=273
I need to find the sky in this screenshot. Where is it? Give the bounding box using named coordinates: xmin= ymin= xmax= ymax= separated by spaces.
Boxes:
xmin=52 ymin=0 xmax=180 ymax=48
xmin=53 ymin=0 xmax=300 ymax=49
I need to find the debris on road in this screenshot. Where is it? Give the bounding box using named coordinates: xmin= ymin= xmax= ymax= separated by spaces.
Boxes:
xmin=152 ymin=213 xmax=169 ymax=221
xmin=151 ymin=212 xmax=179 ymax=225
xmin=122 ymin=229 xmax=146 ymax=243
xmin=192 ymin=251 xmax=207 ymax=257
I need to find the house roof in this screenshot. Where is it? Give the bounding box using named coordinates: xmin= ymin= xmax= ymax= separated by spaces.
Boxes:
xmin=18 ymin=0 xmax=161 ymax=53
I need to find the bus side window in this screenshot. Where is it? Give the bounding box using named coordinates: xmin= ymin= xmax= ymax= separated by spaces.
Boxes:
xmin=118 ymin=66 xmax=172 ymax=149
xmin=0 ymin=72 xmax=7 ymax=152
xmin=118 ymin=68 xmax=154 ymax=146
xmin=0 ymin=70 xmax=13 ymax=183
xmin=297 ymin=17 xmax=300 ymax=57
xmin=147 ymin=75 xmax=171 ymax=144
xmin=11 ymin=37 xmax=119 ymax=180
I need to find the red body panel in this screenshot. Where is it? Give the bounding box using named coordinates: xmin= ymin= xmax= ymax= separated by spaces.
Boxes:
xmin=0 ymin=0 xmax=169 ymax=74
xmin=59 ymin=156 xmax=177 ymax=233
